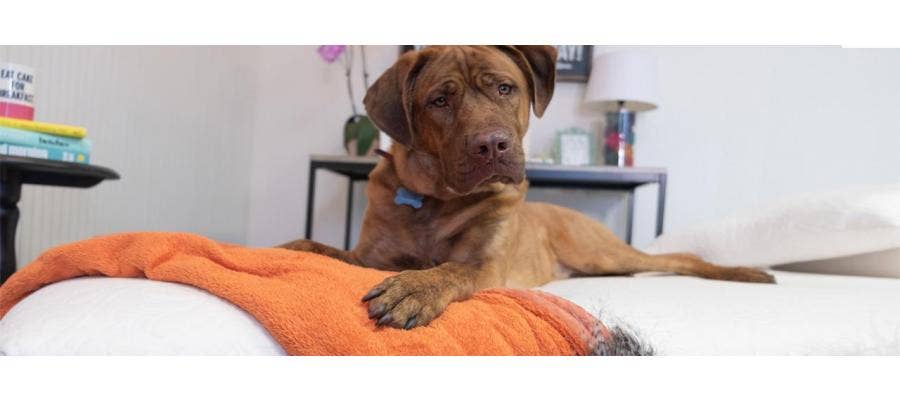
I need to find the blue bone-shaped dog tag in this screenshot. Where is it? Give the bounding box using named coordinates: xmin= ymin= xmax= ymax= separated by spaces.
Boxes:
xmin=394 ymin=187 xmax=424 ymax=209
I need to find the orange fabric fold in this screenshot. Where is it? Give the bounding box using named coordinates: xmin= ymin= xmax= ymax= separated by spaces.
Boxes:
xmin=0 ymin=232 xmax=602 ymax=355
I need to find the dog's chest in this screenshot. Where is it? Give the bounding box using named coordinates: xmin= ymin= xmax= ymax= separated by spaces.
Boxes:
xmin=378 ymin=199 xmax=495 ymax=268
xmin=394 ymin=208 xmax=460 ymax=266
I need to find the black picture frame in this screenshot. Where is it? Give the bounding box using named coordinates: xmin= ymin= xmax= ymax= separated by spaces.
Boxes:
xmin=399 ymin=45 xmax=593 ymax=83
xmin=553 ymin=45 xmax=593 ymax=83
xmin=399 ymin=45 xmax=423 ymax=54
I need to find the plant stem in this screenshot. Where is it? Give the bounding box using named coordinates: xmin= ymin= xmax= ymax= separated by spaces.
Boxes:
xmin=344 ymin=45 xmax=358 ymax=116
xmin=361 ymin=45 xmax=370 ymax=89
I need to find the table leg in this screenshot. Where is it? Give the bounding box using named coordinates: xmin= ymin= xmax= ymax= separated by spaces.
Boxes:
xmin=656 ymin=174 xmax=667 ymax=237
xmin=625 ymin=189 xmax=635 ymax=245
xmin=343 ymin=179 xmax=354 ymax=251
xmin=1 ymin=173 xmax=22 ymax=284
xmin=304 ymin=164 xmax=317 ymax=240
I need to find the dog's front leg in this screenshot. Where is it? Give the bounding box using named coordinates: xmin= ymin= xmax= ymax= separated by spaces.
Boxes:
xmin=362 ymin=262 xmax=499 ymax=330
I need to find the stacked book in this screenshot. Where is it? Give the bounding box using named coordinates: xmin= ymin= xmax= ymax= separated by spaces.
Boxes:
xmin=0 ymin=117 xmax=90 ymax=164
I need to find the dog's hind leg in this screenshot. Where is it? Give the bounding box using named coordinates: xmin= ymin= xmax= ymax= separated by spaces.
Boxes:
xmin=576 ymin=250 xmax=775 ymax=283
xmin=532 ymin=202 xmax=775 ymax=283
xmin=277 ymin=239 xmax=364 ymax=266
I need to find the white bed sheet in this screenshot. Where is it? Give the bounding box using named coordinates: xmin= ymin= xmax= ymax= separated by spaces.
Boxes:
xmin=2 ymin=272 xmax=899 ymax=355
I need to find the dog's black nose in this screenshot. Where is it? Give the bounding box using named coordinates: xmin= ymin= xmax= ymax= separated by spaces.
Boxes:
xmin=469 ymin=131 xmax=512 ymax=161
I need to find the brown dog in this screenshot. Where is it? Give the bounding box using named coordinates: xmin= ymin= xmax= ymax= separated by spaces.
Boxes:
xmin=281 ymin=45 xmax=774 ymax=330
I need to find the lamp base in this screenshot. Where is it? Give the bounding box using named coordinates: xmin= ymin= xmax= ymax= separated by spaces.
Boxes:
xmin=603 ymin=108 xmax=636 ymax=167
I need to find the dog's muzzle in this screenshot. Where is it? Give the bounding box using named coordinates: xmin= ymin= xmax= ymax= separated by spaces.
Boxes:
xmin=457 ymin=130 xmax=525 ymax=191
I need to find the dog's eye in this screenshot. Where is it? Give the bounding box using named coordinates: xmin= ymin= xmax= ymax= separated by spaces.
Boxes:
xmin=431 ymin=96 xmax=448 ymax=107
xmin=498 ymin=84 xmax=512 ymax=96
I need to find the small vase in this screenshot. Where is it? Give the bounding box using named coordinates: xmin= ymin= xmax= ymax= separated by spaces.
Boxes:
xmin=343 ymin=115 xmax=380 ymax=156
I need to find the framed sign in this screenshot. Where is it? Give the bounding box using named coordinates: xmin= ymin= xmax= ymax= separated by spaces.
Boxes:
xmin=400 ymin=45 xmax=593 ymax=83
xmin=0 ymin=62 xmax=36 ymax=120
xmin=553 ymin=127 xmax=596 ymax=166
xmin=553 ymin=45 xmax=593 ymax=82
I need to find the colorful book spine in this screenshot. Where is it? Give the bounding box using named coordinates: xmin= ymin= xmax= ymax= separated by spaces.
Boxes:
xmin=0 ymin=142 xmax=90 ymax=163
xmin=0 ymin=116 xmax=87 ymax=139
xmin=0 ymin=125 xmax=91 ymax=153
xmin=0 ymin=125 xmax=91 ymax=163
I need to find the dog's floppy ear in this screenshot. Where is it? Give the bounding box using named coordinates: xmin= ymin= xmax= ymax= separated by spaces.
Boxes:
xmin=364 ymin=50 xmax=429 ymax=148
xmin=497 ymin=45 xmax=557 ymax=117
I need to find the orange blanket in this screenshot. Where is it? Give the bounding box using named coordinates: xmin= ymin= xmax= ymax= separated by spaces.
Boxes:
xmin=0 ymin=232 xmax=604 ymax=355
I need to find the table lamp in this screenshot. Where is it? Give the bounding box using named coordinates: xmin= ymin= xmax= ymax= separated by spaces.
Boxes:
xmin=584 ymin=51 xmax=659 ymax=167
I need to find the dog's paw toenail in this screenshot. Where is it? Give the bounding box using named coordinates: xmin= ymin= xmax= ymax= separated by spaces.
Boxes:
xmin=368 ymin=304 xmax=386 ymax=319
xmin=362 ymin=288 xmax=384 ymax=301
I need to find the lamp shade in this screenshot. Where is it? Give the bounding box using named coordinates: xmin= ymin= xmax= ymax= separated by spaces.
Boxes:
xmin=584 ymin=51 xmax=660 ymax=112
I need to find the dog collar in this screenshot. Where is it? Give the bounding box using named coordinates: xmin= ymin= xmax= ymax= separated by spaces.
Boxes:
xmin=394 ymin=187 xmax=424 ymax=209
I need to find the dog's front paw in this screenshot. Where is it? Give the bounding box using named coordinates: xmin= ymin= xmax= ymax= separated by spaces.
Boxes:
xmin=361 ymin=270 xmax=454 ymax=330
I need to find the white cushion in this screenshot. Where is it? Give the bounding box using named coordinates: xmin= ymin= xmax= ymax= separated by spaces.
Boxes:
xmin=0 ymin=277 xmax=284 ymax=355
xmin=645 ymin=185 xmax=900 ymax=273
xmin=773 ymin=247 xmax=900 ymax=278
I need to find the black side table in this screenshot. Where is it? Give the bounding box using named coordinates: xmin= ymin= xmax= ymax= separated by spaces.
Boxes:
xmin=0 ymin=155 xmax=120 ymax=284
xmin=305 ymin=154 xmax=667 ymax=250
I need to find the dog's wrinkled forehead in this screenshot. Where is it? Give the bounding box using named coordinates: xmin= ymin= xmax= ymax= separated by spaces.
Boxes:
xmin=413 ymin=46 xmax=528 ymax=98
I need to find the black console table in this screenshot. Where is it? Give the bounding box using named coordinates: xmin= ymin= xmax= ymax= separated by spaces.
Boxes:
xmin=0 ymin=155 xmax=120 ymax=284
xmin=306 ymin=154 xmax=667 ymax=250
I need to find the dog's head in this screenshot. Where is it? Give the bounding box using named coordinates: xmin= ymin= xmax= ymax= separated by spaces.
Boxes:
xmin=364 ymin=45 xmax=556 ymax=195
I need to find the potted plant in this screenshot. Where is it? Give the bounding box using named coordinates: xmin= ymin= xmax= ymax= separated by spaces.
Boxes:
xmin=318 ymin=45 xmax=379 ymax=156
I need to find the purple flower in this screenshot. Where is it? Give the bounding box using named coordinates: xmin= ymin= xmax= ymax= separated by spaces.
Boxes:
xmin=318 ymin=45 xmax=347 ymax=63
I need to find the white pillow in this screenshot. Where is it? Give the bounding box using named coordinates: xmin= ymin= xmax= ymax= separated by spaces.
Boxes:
xmin=773 ymin=247 xmax=900 ymax=278
xmin=644 ymin=185 xmax=900 ymax=273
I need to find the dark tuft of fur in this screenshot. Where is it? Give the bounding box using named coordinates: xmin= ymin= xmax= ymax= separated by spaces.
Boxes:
xmin=589 ymin=311 xmax=655 ymax=356
xmin=591 ymin=326 xmax=655 ymax=356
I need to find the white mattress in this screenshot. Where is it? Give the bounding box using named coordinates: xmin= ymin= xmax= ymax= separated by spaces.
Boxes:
xmin=541 ymin=272 xmax=900 ymax=355
xmin=2 ymin=272 xmax=899 ymax=355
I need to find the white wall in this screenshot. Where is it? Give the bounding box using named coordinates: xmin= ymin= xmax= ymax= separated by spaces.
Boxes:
xmin=532 ymin=46 xmax=900 ymax=247
xmin=245 ymin=46 xmax=398 ymax=248
xmin=1 ymin=46 xmax=260 ymax=264
xmin=5 ymin=46 xmax=900 ymax=267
